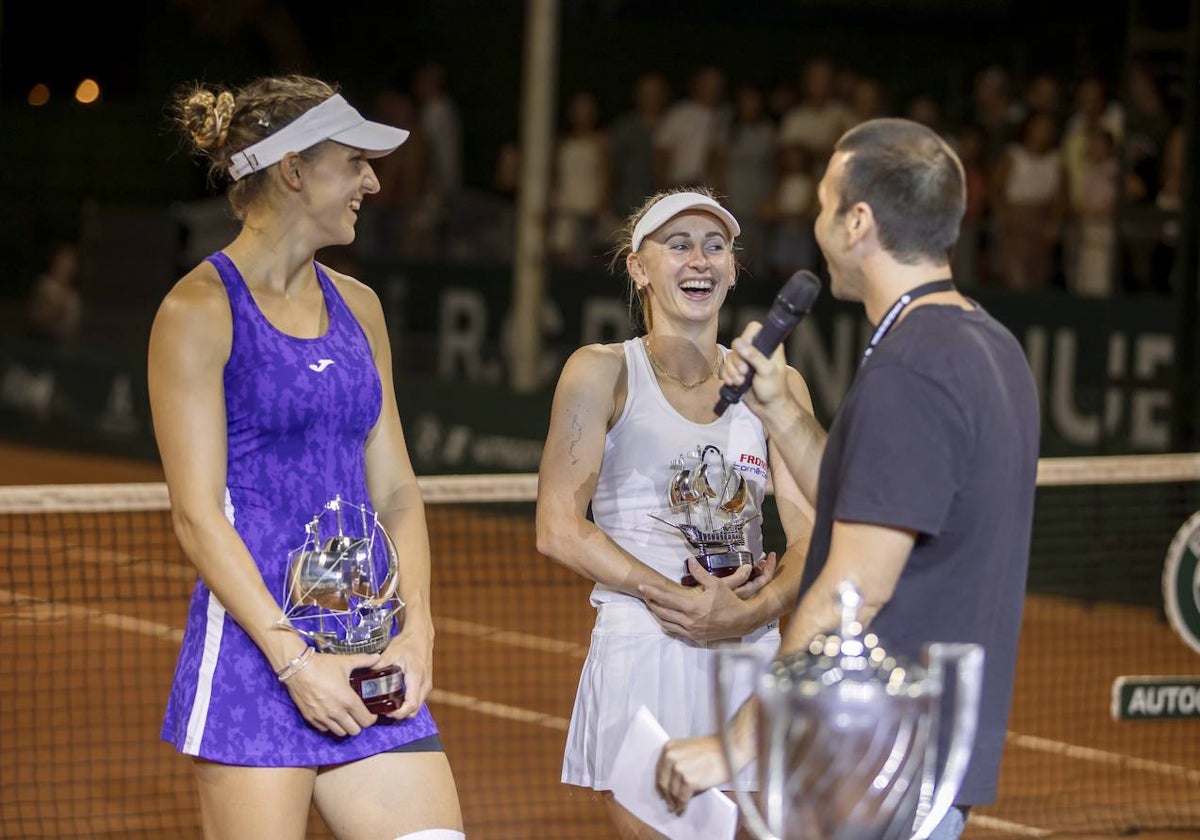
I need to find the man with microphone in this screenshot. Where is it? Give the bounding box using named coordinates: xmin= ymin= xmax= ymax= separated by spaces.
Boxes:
xmin=645 ymin=118 xmax=1040 ymax=840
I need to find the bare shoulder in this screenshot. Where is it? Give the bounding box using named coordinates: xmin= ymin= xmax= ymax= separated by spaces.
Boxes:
xmin=551 ymin=342 xmax=630 ymax=427
xmin=320 ymin=263 xmax=386 ymax=345
xmin=322 ymin=264 xmax=383 ymax=318
xmin=560 ymin=342 xmax=626 ymax=388
xmin=153 ymin=261 xmax=232 ymax=345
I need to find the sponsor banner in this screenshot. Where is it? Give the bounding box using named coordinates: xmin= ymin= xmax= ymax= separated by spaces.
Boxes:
xmin=1111 ymin=676 xmax=1200 ymax=720
xmin=400 ymin=378 xmax=550 ymax=475
xmin=367 ymin=261 xmax=1178 ymax=457
xmin=0 ymin=337 xmax=550 ymax=474
xmin=0 ymin=270 xmax=1182 ymax=468
xmin=1163 ymin=510 xmax=1200 ymax=656
xmin=0 ymin=340 xmax=155 ymax=460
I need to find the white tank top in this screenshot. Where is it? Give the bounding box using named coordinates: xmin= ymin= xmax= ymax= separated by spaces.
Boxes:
xmin=590 ymin=338 xmax=771 ymax=606
xmin=1004 ymin=144 xmax=1063 ymax=204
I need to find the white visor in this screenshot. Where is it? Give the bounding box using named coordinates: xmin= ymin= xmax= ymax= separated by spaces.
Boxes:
xmin=631 ymin=192 xmax=740 ymax=252
xmin=227 ymin=94 xmax=410 ymax=181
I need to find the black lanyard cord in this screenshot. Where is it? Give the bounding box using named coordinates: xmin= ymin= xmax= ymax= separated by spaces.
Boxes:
xmin=861 ymin=278 xmax=955 ymax=364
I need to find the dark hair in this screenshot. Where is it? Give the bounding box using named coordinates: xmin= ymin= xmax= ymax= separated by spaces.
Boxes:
xmin=168 ymin=75 xmax=338 ymax=220
xmin=833 ymin=117 xmax=965 ymax=264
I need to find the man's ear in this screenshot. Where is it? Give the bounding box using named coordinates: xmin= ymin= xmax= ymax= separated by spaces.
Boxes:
xmin=846 ymin=201 xmax=875 ymax=248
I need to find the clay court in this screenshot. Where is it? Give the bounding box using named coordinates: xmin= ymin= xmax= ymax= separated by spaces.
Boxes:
xmin=1 ymin=442 xmax=1198 ymax=838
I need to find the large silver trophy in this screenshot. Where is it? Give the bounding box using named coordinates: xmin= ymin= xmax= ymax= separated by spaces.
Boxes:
xmin=715 ymin=582 xmax=984 ymax=840
xmin=651 ymin=444 xmax=760 ymax=586
xmin=278 ymin=496 xmax=407 ymax=714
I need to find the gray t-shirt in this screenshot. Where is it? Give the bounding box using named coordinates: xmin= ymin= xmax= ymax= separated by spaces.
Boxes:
xmin=801 ymin=302 xmax=1040 ymax=805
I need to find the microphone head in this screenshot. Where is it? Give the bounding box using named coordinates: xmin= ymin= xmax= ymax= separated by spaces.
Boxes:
xmin=774 ymin=270 xmax=822 ymax=315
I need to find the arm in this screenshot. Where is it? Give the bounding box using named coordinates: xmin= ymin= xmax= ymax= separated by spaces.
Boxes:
xmin=535 ymin=345 xmax=683 ymax=595
xmin=148 ymin=269 xmax=377 ymax=737
xmin=660 ymin=366 xmax=961 ymax=812
xmin=344 ymin=274 xmax=435 ymax=721
xmin=656 ymin=519 xmax=914 ymax=813
xmin=639 ymin=368 xmax=816 ymax=640
xmin=722 ymin=322 xmax=827 ymax=504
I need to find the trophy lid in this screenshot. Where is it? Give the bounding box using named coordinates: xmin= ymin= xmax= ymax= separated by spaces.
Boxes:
xmin=768 ymin=582 xmax=928 ymax=700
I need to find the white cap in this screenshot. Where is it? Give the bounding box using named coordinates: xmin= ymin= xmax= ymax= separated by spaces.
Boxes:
xmin=227 ymin=94 xmax=410 ymax=181
xmin=630 ymin=192 xmax=741 ymax=252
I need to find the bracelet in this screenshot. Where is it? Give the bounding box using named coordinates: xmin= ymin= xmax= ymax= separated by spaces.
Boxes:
xmin=275 ymin=646 xmax=315 ymax=683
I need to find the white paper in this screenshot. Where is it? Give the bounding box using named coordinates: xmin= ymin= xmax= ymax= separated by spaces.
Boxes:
xmin=609 ymin=705 xmax=740 ymax=840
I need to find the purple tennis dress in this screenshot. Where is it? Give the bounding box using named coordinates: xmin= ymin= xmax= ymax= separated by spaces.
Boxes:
xmin=160 ymin=251 xmax=437 ymax=766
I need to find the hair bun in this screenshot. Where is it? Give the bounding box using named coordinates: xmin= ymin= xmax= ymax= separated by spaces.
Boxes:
xmin=183 ymin=88 xmax=235 ymax=151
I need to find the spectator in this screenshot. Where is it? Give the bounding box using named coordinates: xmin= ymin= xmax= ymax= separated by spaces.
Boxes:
xmin=24 ymin=241 xmax=83 ymax=348
xmin=972 ymin=64 xmax=1024 ymax=162
xmin=778 ymin=56 xmax=855 ymax=176
xmin=494 ymin=140 xmax=521 ymax=198
xmin=1062 ymin=74 xmax=1124 ymax=212
xmin=654 ymin=65 xmax=730 ymax=188
xmin=609 ymin=72 xmax=670 ymax=220
xmin=991 ymin=112 xmax=1067 ymax=291
xmin=848 ymin=76 xmax=887 ymax=127
xmin=906 ymin=94 xmax=942 ymax=132
xmin=766 ymin=76 xmax=798 ymax=123
xmin=1121 ymin=63 xmax=1175 ymax=292
xmin=413 ymin=61 xmax=463 ymax=253
xmin=1071 ymin=128 xmax=1120 ymax=297
xmin=1024 ymin=71 xmax=1066 ymax=124
xmin=953 ymin=123 xmax=991 ymax=289
xmin=762 ymin=142 xmax=820 ymax=281
xmin=833 ymin=65 xmax=860 ymax=105
xmin=906 ymin=94 xmax=959 ymax=149
xmin=357 ymin=86 xmax=430 ymax=261
xmin=711 ymin=83 xmax=777 ymax=278
xmin=1151 ymin=124 xmax=1186 ymax=292
xmin=549 ymin=90 xmax=612 ymax=267
xmin=1124 ymin=62 xmax=1173 ymax=203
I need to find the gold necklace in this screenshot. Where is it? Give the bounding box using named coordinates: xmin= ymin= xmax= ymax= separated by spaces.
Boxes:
xmin=643 ymin=337 xmax=721 ymax=390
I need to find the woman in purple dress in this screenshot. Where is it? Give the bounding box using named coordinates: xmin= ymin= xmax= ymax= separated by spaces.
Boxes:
xmin=149 ymin=74 xmax=463 ymax=839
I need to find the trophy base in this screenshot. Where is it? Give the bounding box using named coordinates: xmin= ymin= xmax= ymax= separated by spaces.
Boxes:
xmin=681 ymin=550 xmax=758 ymax=587
xmin=350 ymin=663 xmax=406 ymax=715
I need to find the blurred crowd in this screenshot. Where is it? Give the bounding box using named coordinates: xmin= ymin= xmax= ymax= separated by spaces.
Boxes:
xmin=351 ymin=56 xmax=1186 ymax=298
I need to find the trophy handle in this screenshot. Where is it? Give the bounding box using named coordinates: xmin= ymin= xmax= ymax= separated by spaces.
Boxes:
xmin=362 ymin=519 xmax=401 ymax=607
xmin=908 ymin=642 xmax=985 ymax=840
xmin=715 ymin=646 xmax=782 ymax=840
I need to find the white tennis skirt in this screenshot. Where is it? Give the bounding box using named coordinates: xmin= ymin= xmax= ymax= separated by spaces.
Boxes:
xmin=561 ymin=599 xmax=780 ymax=791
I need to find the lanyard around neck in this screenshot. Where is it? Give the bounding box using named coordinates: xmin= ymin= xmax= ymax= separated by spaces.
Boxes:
xmin=861 ymin=278 xmax=955 ymax=364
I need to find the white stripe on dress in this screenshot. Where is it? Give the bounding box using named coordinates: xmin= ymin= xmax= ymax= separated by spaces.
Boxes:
xmin=181 ymin=488 xmax=235 ymax=754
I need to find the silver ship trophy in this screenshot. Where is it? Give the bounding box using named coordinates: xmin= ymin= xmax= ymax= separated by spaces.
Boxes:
xmin=278 ymin=496 xmax=407 ymax=714
xmin=651 ymin=444 xmax=760 ymax=586
xmin=715 ymin=582 xmax=984 ymax=840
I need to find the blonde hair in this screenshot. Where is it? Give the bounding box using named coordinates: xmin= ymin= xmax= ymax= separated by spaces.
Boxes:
xmin=609 ymin=185 xmax=738 ymax=333
xmin=169 ymin=75 xmax=338 ymax=220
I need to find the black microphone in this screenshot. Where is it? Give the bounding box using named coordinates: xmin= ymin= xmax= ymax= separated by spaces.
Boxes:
xmin=714 ymin=270 xmax=822 ymax=417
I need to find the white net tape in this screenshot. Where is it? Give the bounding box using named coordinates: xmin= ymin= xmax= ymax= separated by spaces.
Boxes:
xmin=0 ymin=455 xmax=1196 ymax=514
xmin=0 ymin=473 xmax=542 ymax=514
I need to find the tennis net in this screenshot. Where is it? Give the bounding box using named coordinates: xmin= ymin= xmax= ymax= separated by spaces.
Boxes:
xmin=1 ymin=455 xmax=1198 ymax=838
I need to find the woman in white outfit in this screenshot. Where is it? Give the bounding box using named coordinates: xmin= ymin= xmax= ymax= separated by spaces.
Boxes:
xmin=536 ymin=187 xmax=814 ymax=838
